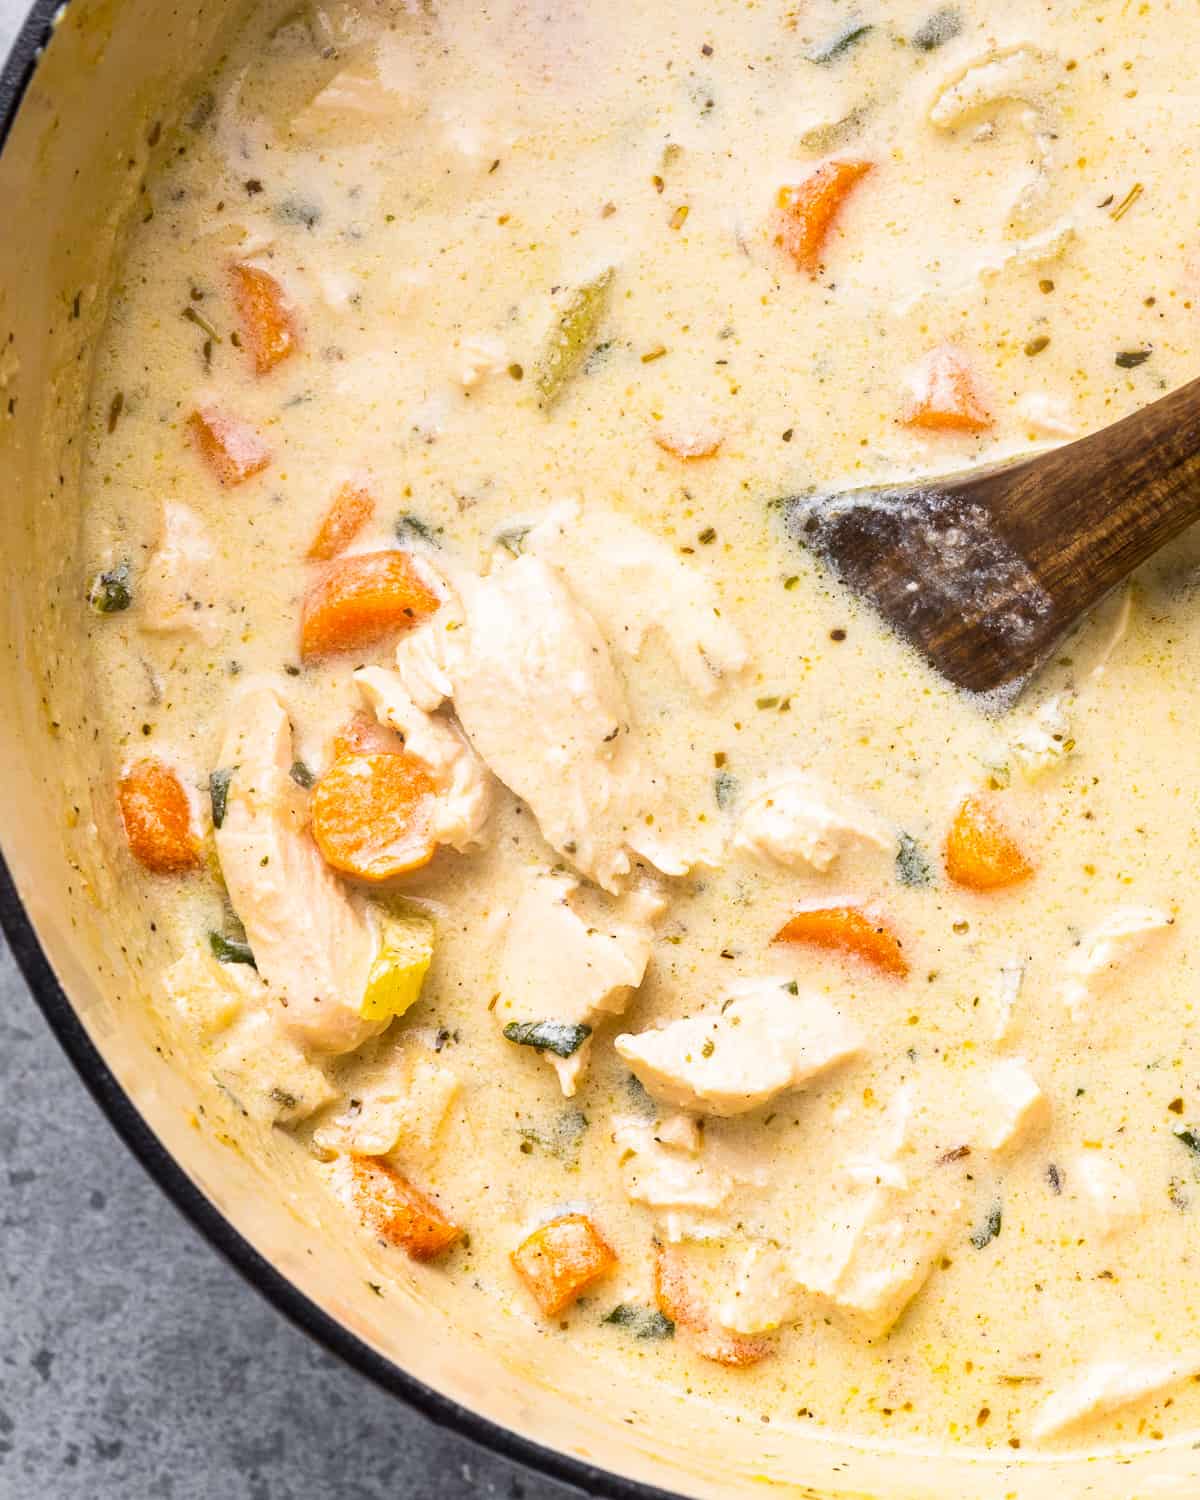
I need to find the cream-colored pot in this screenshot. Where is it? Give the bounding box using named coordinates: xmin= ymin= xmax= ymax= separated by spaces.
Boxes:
xmin=1 ymin=3 xmax=1198 ymax=1495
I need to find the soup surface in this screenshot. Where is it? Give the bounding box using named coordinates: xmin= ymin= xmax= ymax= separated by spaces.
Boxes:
xmin=79 ymin=0 xmax=1200 ymax=1459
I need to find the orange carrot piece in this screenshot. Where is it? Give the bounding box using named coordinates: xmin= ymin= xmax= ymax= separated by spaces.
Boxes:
xmin=511 ymin=1214 xmax=617 ymax=1317
xmin=230 ymin=262 xmax=299 ymax=375
xmin=775 ymin=158 xmax=873 ymax=275
xmin=773 ymin=904 xmax=909 ymax=978
xmin=653 ymin=422 xmax=723 ymax=461
xmin=118 ymin=758 xmax=200 ymax=874
xmin=348 ymin=1154 xmax=462 ymax=1261
xmin=308 ymin=483 xmax=376 ymax=561
xmin=654 ymin=1245 xmax=772 ymax=1367
xmin=331 ymin=711 xmax=405 ymax=760
xmin=300 ymin=550 xmax=440 ymax=660
xmin=312 ymin=751 xmax=437 ymax=881
xmin=945 ymin=795 xmax=1034 ymax=891
xmin=903 ymin=346 xmax=992 ymax=433
xmin=188 ymin=408 xmax=271 ymax=486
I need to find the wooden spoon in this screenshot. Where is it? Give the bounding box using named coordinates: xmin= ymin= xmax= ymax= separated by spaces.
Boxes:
xmin=784 ymin=375 xmax=1200 ymax=703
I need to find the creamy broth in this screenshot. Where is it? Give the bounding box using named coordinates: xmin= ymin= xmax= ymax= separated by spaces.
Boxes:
xmin=79 ymin=0 xmax=1200 ymax=1459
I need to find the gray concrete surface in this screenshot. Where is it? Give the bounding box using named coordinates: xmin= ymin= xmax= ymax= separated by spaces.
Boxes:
xmin=0 ymin=939 xmax=585 ymax=1500
xmin=0 ymin=4 xmax=583 ymax=1491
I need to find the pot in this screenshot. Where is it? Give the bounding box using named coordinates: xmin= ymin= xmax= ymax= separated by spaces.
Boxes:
xmin=1 ymin=4 xmax=1197 ymax=1495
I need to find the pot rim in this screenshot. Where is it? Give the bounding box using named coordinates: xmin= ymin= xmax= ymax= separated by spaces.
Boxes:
xmin=0 ymin=8 xmax=683 ymax=1495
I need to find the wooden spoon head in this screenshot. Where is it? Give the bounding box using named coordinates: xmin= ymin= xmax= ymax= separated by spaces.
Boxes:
xmin=782 ymin=460 xmax=1059 ymax=704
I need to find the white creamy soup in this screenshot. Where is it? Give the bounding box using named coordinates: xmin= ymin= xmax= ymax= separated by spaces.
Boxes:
xmin=78 ymin=0 xmax=1200 ymax=1459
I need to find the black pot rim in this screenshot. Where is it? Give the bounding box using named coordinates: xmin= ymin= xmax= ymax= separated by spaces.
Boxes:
xmin=0 ymin=8 xmax=684 ymax=1496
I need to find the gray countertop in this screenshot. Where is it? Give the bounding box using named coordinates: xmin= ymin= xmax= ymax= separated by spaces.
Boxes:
xmin=0 ymin=4 xmax=579 ymax=1492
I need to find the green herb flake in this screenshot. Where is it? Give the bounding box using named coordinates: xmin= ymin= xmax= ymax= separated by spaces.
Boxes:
xmin=209 ymin=930 xmax=256 ymax=968
xmin=603 ymin=1304 xmax=675 ymax=1340
xmin=496 ymin=524 xmax=532 ymax=558
xmin=1174 ymin=1124 xmax=1200 ymax=1156
xmin=88 ymin=561 xmax=133 ymax=615
xmin=536 ymin=268 xmax=615 ymax=409
xmin=896 ymin=832 xmax=934 ymax=888
xmin=503 ymin=1019 xmax=592 ymax=1058
xmin=395 ymin=513 xmax=441 ymax=546
xmin=970 ymin=1200 xmax=1002 ymax=1249
xmin=626 ymin=1073 xmax=657 ymax=1116
xmin=1116 ymin=349 xmax=1151 ymax=369
xmin=911 ymin=6 xmax=962 ymax=50
xmin=714 ymin=769 xmax=739 ymax=810
xmin=209 ymin=767 xmax=234 ymax=829
xmin=289 ymin=760 xmax=316 ymax=789
xmin=806 ymin=22 xmax=873 ymax=63
xmin=518 ymin=1108 xmax=590 ymax=1168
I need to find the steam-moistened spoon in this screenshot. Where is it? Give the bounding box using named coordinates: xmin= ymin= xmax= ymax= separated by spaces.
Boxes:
xmin=785 ymin=374 xmax=1200 ymax=703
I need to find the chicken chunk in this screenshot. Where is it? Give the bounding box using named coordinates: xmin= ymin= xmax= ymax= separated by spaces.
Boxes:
xmin=614 ymin=977 xmax=861 ymax=1117
xmin=1031 ymin=1352 xmax=1200 ymax=1440
xmin=524 ymin=499 xmax=749 ymax=698
xmin=611 ymin=1112 xmax=755 ymax=1242
xmin=162 ymin=948 xmax=336 ymax=1124
xmin=978 ymin=1058 xmax=1049 ymax=1153
xmin=1059 ymin=906 xmax=1173 ymax=1019
xmin=311 ymin=1046 xmax=460 ymax=1162
xmin=213 ymin=682 xmax=384 ymax=1054
xmin=140 ymin=501 xmax=221 ymax=643
xmin=1071 ymin=1154 xmax=1142 ymax=1240
xmin=733 ymin=769 xmax=890 ymax=873
xmin=790 ymin=1165 xmax=963 ymax=1340
xmin=395 ymin=555 xmax=696 ymax=891
xmin=495 ymin=870 xmax=662 ymax=1094
xmin=1007 ymin=695 xmax=1073 ymax=780
xmin=355 ymin=665 xmax=491 ymax=851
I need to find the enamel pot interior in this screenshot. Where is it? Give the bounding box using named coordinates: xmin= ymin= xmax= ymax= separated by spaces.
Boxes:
xmin=1 ymin=3 xmax=1198 ymax=1496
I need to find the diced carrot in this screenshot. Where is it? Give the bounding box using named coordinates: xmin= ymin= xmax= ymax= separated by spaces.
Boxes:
xmin=653 ymin=1244 xmax=772 ymax=1367
xmin=902 ymin=345 xmax=992 ymax=433
xmin=348 ymin=1154 xmax=462 ymax=1261
xmin=773 ymin=904 xmax=909 ymax=978
xmin=118 ymin=758 xmax=200 ymax=874
xmin=331 ymin=711 xmax=405 ymax=760
xmin=188 ymin=408 xmax=271 ymax=486
xmin=775 ymin=158 xmax=873 ymax=275
xmin=230 ymin=262 xmax=299 ymax=375
xmin=511 ymin=1214 xmax=617 ymax=1317
xmin=308 ymin=482 xmax=376 ymax=561
xmin=300 ymin=550 xmax=440 ymax=660
xmin=312 ymin=751 xmax=437 ymax=881
xmin=945 ymin=795 xmax=1034 ymax=891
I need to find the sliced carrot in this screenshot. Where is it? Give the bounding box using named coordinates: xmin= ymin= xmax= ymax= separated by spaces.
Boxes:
xmin=773 ymin=904 xmax=909 ymax=978
xmin=300 ymin=550 xmax=440 ymax=660
xmin=511 ymin=1214 xmax=618 ymax=1317
xmin=902 ymin=345 xmax=992 ymax=433
xmin=775 ymin=158 xmax=873 ymax=275
xmin=118 ymin=758 xmax=200 ymax=874
xmin=230 ymin=262 xmax=299 ymax=375
xmin=654 ymin=1244 xmax=772 ymax=1367
xmin=308 ymin=482 xmax=376 ymax=561
xmin=348 ymin=1154 xmax=461 ymax=1261
xmin=312 ymin=751 xmax=437 ymax=881
xmin=331 ymin=711 xmax=405 ymax=760
xmin=188 ymin=408 xmax=271 ymax=486
xmin=945 ymin=795 xmax=1034 ymax=891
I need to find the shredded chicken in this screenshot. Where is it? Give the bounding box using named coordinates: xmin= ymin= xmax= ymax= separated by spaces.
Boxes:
xmin=733 ymin=769 xmax=890 ymax=873
xmin=355 ymin=664 xmax=491 ymax=850
xmin=213 ymin=681 xmax=384 ymax=1054
xmin=1031 ymin=1352 xmax=1200 ymax=1440
xmin=394 ymin=554 xmax=701 ymax=890
xmin=615 ymin=977 xmax=861 ymax=1117
xmin=978 ymin=1058 xmax=1049 ymax=1152
xmin=311 ymin=1045 xmax=460 ymax=1161
xmin=524 ymin=499 xmax=749 ymax=698
xmin=494 ymin=870 xmax=663 ymax=1094
xmin=1059 ymin=906 xmax=1173 ymax=1019
xmin=140 ymin=501 xmax=220 ymax=643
